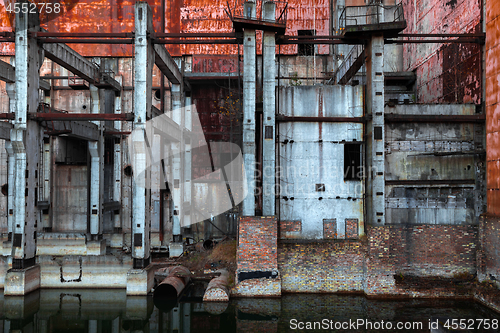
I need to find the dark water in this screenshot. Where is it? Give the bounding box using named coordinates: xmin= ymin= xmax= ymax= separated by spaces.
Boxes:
xmin=2 ymin=287 xmax=500 ymax=332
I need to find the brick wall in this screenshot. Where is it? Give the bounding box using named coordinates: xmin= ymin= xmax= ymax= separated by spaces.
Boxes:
xmin=279 ymin=241 xmax=365 ymax=293
xmin=237 ymin=216 xmax=278 ymax=272
xmin=365 ymin=225 xmax=478 ymax=296
xmin=279 ymin=220 xmax=301 ymax=239
xmin=478 ymin=215 xmax=500 ymax=285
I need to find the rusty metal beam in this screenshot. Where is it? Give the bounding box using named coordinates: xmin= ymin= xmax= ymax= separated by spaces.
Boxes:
xmin=32 ymin=32 xmax=134 ymax=38
xmin=0 ymin=59 xmax=15 ymax=83
xmin=385 ymin=114 xmax=485 ymax=123
xmin=40 ymin=38 xmax=134 ymax=44
xmin=0 ymin=113 xmax=15 ymax=120
xmin=30 ymin=113 xmax=134 ymax=121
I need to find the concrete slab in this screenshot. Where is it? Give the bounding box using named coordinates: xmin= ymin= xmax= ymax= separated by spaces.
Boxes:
xmin=4 ymin=264 xmax=41 ymax=296
xmin=126 ymin=265 xmax=155 ymax=296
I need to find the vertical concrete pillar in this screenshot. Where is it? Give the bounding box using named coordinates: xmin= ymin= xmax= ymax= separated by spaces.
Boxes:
xmin=242 ymin=1 xmax=257 ymax=216
xmin=5 ymin=1 xmax=42 ymax=295
xmin=113 ymin=77 xmax=123 ymax=237
xmin=41 ymin=139 xmax=51 ymax=231
xmin=130 ymin=1 xmax=154 ymax=270
xmin=262 ymin=2 xmax=276 ymax=216
xmin=365 ymin=34 xmax=385 ymax=226
xmin=88 ymin=85 xmax=104 ymax=242
xmin=183 ymin=96 xmax=192 ymax=231
xmin=169 ymin=83 xmax=184 ymax=257
xmin=5 ymin=83 xmax=15 ymax=243
xmin=151 ymin=133 xmax=161 ymax=247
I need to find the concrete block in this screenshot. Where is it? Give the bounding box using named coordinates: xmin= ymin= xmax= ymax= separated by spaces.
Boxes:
xmin=86 ymin=240 xmax=106 ymax=255
xmin=169 ymin=242 xmax=184 ymax=257
xmin=126 ymin=265 xmax=155 ymax=296
xmin=2 ymin=241 xmax=11 ymax=256
xmin=5 ymin=264 xmax=41 ymax=296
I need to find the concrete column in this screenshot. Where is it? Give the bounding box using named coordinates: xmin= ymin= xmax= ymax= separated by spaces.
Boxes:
xmin=183 ymin=96 xmax=192 ymax=231
xmin=365 ymin=34 xmax=385 ymax=226
xmin=41 ymin=139 xmax=51 ymax=231
xmin=242 ymin=1 xmax=257 ymax=216
xmin=113 ymin=77 xmax=122 ymax=235
xmin=5 ymin=141 xmax=14 ymax=240
xmin=170 ymin=83 xmax=184 ymax=257
xmin=5 ymin=1 xmax=42 ymax=295
xmin=262 ymin=1 xmax=276 ymax=216
xmin=10 ymin=1 xmax=42 ymax=269
xmin=131 ymin=1 xmax=154 ymax=269
xmin=88 ymin=84 xmax=104 ymax=240
xmin=151 ymin=133 xmax=161 ymax=247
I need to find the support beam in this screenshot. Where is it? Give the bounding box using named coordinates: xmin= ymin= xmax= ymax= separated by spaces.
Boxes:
xmin=242 ymin=1 xmax=257 ymax=216
xmin=43 ymin=43 xmax=121 ymax=92
xmin=9 ymin=1 xmax=42 ymax=278
xmin=131 ymin=1 xmax=154 ymax=269
xmin=366 ymin=34 xmax=385 ymax=226
xmin=170 ymin=83 xmax=184 ymax=257
xmin=0 ymin=59 xmax=15 ymax=83
xmin=262 ymin=1 xmax=276 ymax=216
xmin=153 ymin=44 xmax=182 ymax=85
xmin=44 ymin=120 xmax=100 ymax=141
xmin=88 ymin=85 xmax=104 ymax=241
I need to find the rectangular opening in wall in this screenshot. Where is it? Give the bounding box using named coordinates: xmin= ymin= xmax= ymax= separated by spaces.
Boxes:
xmin=298 ymin=30 xmax=315 ymax=56
xmin=344 ymin=143 xmax=362 ymax=180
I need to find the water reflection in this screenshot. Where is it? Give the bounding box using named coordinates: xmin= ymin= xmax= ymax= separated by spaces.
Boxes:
xmin=0 ymin=289 xmax=498 ymax=332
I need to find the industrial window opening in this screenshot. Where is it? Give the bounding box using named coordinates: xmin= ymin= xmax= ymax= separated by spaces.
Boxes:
xmin=298 ymin=30 xmax=315 ymax=56
xmin=344 ymin=143 xmax=362 ymax=180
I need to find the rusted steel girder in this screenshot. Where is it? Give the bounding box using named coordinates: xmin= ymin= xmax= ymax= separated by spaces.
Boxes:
xmin=29 ymin=113 xmax=134 ymax=121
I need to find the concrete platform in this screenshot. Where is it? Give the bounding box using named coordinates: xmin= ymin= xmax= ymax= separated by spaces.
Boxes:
xmin=126 ymin=264 xmax=155 ymax=296
xmin=4 ymin=264 xmax=41 ymax=296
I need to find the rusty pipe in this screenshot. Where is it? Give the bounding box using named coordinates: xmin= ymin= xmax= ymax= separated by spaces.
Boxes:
xmin=154 ymin=266 xmax=191 ymax=300
xmin=203 ymin=269 xmax=230 ymax=302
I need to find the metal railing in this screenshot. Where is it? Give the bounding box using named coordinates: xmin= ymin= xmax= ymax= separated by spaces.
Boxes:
xmin=339 ymin=2 xmax=404 ymax=31
xmin=225 ymin=0 xmax=288 ymax=25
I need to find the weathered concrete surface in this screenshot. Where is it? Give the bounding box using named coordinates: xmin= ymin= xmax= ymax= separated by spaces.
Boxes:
xmin=38 ymin=255 xmax=132 ymax=289
xmin=278 ymin=86 xmax=364 ymax=238
xmin=126 ymin=264 xmax=155 ymax=296
xmin=4 ymin=264 xmax=41 ymax=296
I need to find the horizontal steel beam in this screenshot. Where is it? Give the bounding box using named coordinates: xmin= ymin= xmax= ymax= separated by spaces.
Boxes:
xmin=30 ymin=113 xmax=134 ymax=121
xmin=39 ymin=79 xmax=51 ymax=91
xmin=0 ymin=113 xmax=14 ymax=120
xmin=0 ymin=59 xmax=15 ymax=83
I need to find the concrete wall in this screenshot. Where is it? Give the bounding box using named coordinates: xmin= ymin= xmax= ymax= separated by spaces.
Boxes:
xmin=385 ymin=104 xmax=485 ymax=225
xmin=278 ymin=86 xmax=364 ymax=239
